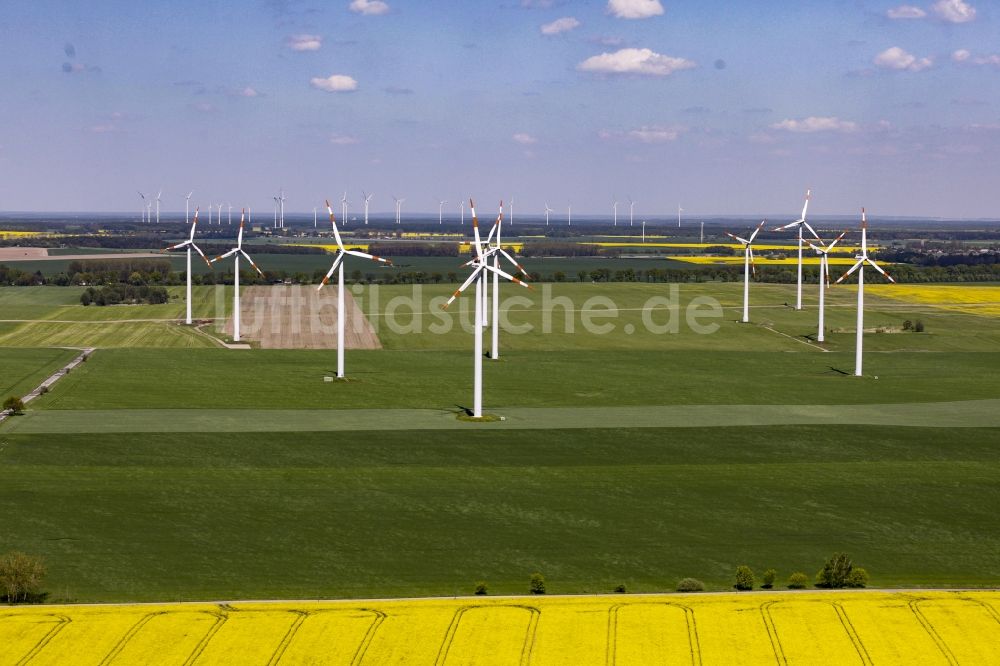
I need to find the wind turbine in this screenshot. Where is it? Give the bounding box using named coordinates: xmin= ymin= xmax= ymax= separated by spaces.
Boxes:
xmin=318 ymin=199 xmax=392 ymax=379
xmin=273 ymin=196 xmax=279 ymax=229
xmin=629 ymin=197 xmax=635 ymax=227
xmin=217 ymin=203 xmax=224 ymax=226
xmin=726 ymin=220 xmax=766 ymax=323
xmin=278 ymin=188 xmax=286 ymax=228
xmin=443 ymin=199 xmax=531 ymax=418
xmin=362 ymin=191 xmax=373 ymax=225
xmin=460 ymin=200 xmax=465 ymax=225
xmin=567 ymin=204 xmax=572 ymax=226
xmin=228 ymin=204 xmax=233 ymax=225
xmin=612 ymin=197 xmax=619 ymax=227
xmin=137 ymin=191 xmax=147 ymax=223
xmin=164 ymin=208 xmax=212 ymax=325
xmin=393 ymin=197 xmax=404 ymax=224
xmin=146 ymin=200 xmax=153 ymax=224
xmin=804 ymin=230 xmax=848 ymax=343
xmin=155 ymin=190 xmax=162 ymax=224
xmin=210 ymin=209 xmax=263 ymax=342
xmin=437 ymin=199 xmax=448 ymax=225
xmin=341 ymin=191 xmax=349 ymax=228
xmin=677 ymin=204 xmax=683 ymax=228
xmin=462 ymin=202 xmax=530 ymax=361
xmin=772 ymin=189 xmax=819 ymax=311
xmin=509 ymin=197 xmax=514 ymax=226
xmin=313 ymin=206 xmax=318 ymax=228
xmin=184 ymin=191 xmax=194 ymax=224
xmin=835 ymin=209 xmax=895 ymax=377
xmin=544 ymin=204 xmax=553 ymax=226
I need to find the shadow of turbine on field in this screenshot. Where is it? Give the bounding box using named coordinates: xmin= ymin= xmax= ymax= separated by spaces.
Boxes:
xmin=826 ymin=366 xmax=850 ymax=375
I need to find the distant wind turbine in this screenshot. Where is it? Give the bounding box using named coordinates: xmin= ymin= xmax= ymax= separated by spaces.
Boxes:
xmin=804 ymin=229 xmax=848 ymax=343
xmin=509 ymin=197 xmax=514 ymax=226
xmin=272 ymin=196 xmax=278 ymax=228
xmin=313 ymin=206 xmax=318 ymax=228
xmin=210 ymin=209 xmax=264 ymax=343
xmin=184 ymin=191 xmax=194 ymax=224
xmin=567 ymin=204 xmax=572 ymax=226
xmin=362 ymin=191 xmax=373 ymax=225
xmin=772 ymin=189 xmax=819 ymax=311
xmin=544 ymin=204 xmax=553 ymax=226
xmin=437 ymin=199 xmax=448 ymax=225
xmin=629 ymin=197 xmax=635 ymax=227
xmin=164 ymin=208 xmax=212 ymax=325
xmin=835 ymin=209 xmax=895 ymax=376
xmin=137 ymin=191 xmax=146 ymax=223
xmin=393 ymin=196 xmax=404 ymax=224
xmin=460 ymin=200 xmax=465 ymax=225
xmin=155 ymin=190 xmax=162 ymax=224
xmin=612 ymin=197 xmax=619 ymax=227
xmin=278 ymin=188 xmax=286 ymax=228
xmin=341 ymin=191 xmax=349 ymax=228
xmin=677 ymin=204 xmax=683 ymax=228
xmin=726 ymin=220 xmax=766 ymax=324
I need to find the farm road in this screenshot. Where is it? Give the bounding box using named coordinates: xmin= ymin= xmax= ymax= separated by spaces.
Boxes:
xmin=4 ymin=399 xmax=999 ymax=433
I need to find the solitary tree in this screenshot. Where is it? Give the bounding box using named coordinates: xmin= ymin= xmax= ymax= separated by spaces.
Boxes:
xmin=0 ymin=551 xmax=46 ymax=603
xmin=3 ymin=396 xmax=25 ymax=415
xmin=816 ymin=552 xmax=858 ymax=589
xmin=734 ymin=565 xmax=755 ymax=591
xmin=529 ymin=572 xmax=546 ymax=595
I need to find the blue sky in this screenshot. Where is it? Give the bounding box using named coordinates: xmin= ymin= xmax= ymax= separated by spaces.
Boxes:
xmin=2 ymin=0 xmax=999 ymax=218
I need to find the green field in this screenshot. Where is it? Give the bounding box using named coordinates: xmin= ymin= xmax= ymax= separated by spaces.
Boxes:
xmin=0 ymin=281 xmax=998 ymax=602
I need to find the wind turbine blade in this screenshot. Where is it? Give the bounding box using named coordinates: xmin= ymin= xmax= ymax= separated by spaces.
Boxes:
xmin=165 ymin=240 xmax=191 ymax=252
xmin=470 ymin=199 xmax=483 ymax=261
xmin=240 ymin=250 xmax=264 ymax=276
xmin=345 ymin=249 xmax=392 ymax=265
xmin=835 ymin=259 xmax=865 ymax=284
xmin=802 ymin=221 xmax=821 ymax=240
xmin=318 ymin=252 xmax=345 ymax=289
xmin=801 ymin=189 xmax=811 ymax=221
xmin=825 ymin=258 xmax=831 ymax=287
xmin=498 ymin=248 xmax=528 ymax=275
xmin=826 ymin=230 xmax=849 ymax=251
xmin=867 ymin=259 xmax=894 ymax=282
xmin=191 ymin=243 xmax=213 ymax=267
xmin=773 ymin=220 xmax=800 ymax=231
xmin=802 ymin=238 xmax=825 ymax=253
xmin=237 ymin=209 xmax=246 ymax=247
xmin=748 ymin=248 xmax=756 ymax=276
xmin=443 ymin=266 xmax=483 ymax=308
xmin=325 ymin=199 xmax=345 ymax=249
xmin=748 ymin=220 xmax=766 ymax=243
xmin=725 ymin=232 xmax=748 ymax=244
xmin=211 ymin=248 xmax=240 ymax=263
xmin=483 ymin=262 xmax=533 ymax=290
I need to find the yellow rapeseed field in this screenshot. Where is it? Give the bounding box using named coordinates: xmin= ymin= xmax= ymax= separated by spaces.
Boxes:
xmin=867 ymin=284 xmax=1000 ymax=317
xmin=457 ymin=242 xmax=525 ymax=254
xmin=0 ymin=230 xmax=51 ymax=239
xmin=287 ymin=243 xmax=371 ymax=253
xmin=1 ymin=591 xmax=998 ymax=665
xmin=590 ymin=242 xmax=872 ymax=252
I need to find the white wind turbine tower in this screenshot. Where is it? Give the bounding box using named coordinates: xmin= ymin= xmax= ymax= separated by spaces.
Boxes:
xmin=146 ymin=200 xmax=153 ymax=224
xmin=835 ymin=209 xmax=895 ymax=377
xmin=362 ymin=191 xmax=373 ymax=225
xmin=185 ymin=191 xmax=194 ymax=224
xmin=803 ymin=230 xmax=848 ymax=343
xmin=612 ymin=197 xmax=619 ymax=227
xmin=443 ymin=199 xmax=532 ymax=418
xmin=278 ymin=188 xmax=286 ymax=228
xmin=393 ymin=197 xmax=404 ymax=224
xmin=677 ymin=204 xmax=683 ymax=228
xmin=217 ymin=203 xmax=224 ymax=226
xmin=726 ymin=220 xmax=766 ymax=323
xmin=273 ymin=196 xmax=279 ymax=229
xmin=544 ymin=204 xmax=553 ymax=226
xmin=460 ymin=200 xmax=465 ymax=225
xmin=155 ymin=190 xmax=162 ymax=224
xmin=313 ymin=206 xmax=317 ymax=229
xmin=341 ymin=192 xmax=349 ymax=227
xmin=164 ymin=208 xmax=212 ymax=325
xmin=437 ymin=199 xmax=448 ymax=225
xmin=772 ymin=189 xmax=819 ymax=311
xmin=137 ymin=191 xmax=147 ymax=223
xmin=509 ymin=197 xmax=514 ymax=226
xmin=228 ymin=204 xmax=233 ymax=225
xmin=210 ymin=209 xmax=263 ymax=342
xmin=629 ymin=197 xmax=635 ymax=227
xmin=567 ymin=204 xmax=572 ymax=226
xmin=318 ymin=199 xmax=392 ymax=379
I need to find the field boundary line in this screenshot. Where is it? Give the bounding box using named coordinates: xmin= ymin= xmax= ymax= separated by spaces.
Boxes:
xmin=14 ymin=613 xmax=71 ymax=666
xmin=181 ymin=610 xmax=228 ymax=666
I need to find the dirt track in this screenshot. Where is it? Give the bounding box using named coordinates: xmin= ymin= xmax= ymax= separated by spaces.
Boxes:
xmin=223 ymin=285 xmax=381 ymax=349
xmin=0 ymin=249 xmax=167 ymax=261
xmin=0 ymin=247 xmax=48 ymax=259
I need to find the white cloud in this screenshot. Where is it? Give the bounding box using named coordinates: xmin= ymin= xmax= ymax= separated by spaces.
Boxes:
xmin=577 ymin=47 xmax=695 ymax=76
xmin=874 ymin=46 xmax=933 ymax=72
xmin=330 ymin=134 xmax=360 ymax=145
xmin=952 ymin=49 xmax=971 ymax=62
xmin=541 ymin=17 xmax=580 ymax=35
xmin=607 ymin=0 xmax=664 ymax=19
xmin=887 ymin=5 xmax=926 ymax=18
xmin=513 ymin=133 xmax=538 ymax=145
xmin=349 ymin=0 xmax=389 ymax=15
xmin=627 ymin=126 xmax=682 ymax=142
xmin=932 ymin=0 xmax=976 ymax=22
xmin=974 ymin=54 xmax=1000 ymax=65
xmin=770 ymin=116 xmax=859 ymax=133
xmin=235 ymin=86 xmax=260 ymax=97
xmin=310 ymin=74 xmax=359 ymax=92
xmin=287 ymin=34 xmax=322 ymax=51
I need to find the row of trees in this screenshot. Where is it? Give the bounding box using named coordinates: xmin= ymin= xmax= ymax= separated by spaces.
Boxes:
xmin=734 ymin=554 xmax=869 ymax=591
xmin=80 ymin=285 xmax=169 ymax=306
